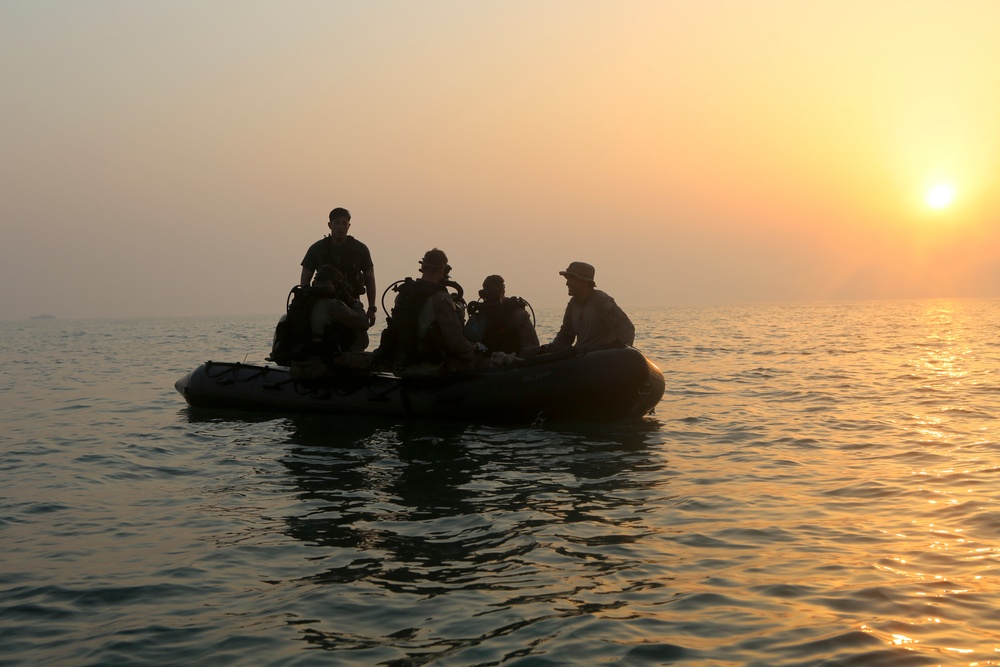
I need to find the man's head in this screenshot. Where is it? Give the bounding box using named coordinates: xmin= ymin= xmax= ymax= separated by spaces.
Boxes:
xmin=328 ymin=207 xmax=352 ymax=243
xmin=559 ymin=261 xmax=596 ymax=299
xmin=479 ymin=274 xmax=505 ymax=302
xmin=314 ymin=264 xmax=350 ymax=298
xmin=419 ymin=248 xmax=450 ymax=283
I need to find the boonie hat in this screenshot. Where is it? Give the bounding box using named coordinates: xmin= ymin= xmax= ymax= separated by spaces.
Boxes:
xmin=559 ymin=261 xmax=596 ymax=283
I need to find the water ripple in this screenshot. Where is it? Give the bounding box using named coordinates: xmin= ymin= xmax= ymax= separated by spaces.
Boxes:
xmin=4 ymin=305 xmax=1000 ymax=664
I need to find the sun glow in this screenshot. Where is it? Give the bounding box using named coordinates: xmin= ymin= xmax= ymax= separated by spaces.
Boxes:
xmin=926 ymin=183 xmax=956 ymax=210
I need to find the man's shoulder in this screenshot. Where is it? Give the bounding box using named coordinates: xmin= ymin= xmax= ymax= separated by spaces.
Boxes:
xmin=507 ymin=302 xmax=531 ymax=320
xmin=510 ymin=309 xmax=535 ymax=334
xmin=329 ymin=298 xmax=366 ymax=320
xmin=304 ymin=236 xmax=328 ymax=253
xmin=591 ymin=290 xmax=618 ymax=306
xmin=344 ymin=236 xmax=370 ymax=251
xmin=401 ymin=278 xmax=444 ymax=295
xmin=428 ymin=290 xmax=461 ymax=318
xmin=395 ymin=279 xmax=442 ymax=307
xmin=344 ymin=237 xmax=374 ymax=267
xmin=427 ymin=289 xmax=453 ymax=305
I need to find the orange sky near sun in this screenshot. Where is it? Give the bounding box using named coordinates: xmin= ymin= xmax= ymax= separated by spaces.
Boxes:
xmin=1 ymin=0 xmax=999 ymax=319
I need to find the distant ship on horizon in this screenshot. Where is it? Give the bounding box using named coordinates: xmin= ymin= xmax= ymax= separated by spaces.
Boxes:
xmin=30 ymin=314 xmax=56 ymax=320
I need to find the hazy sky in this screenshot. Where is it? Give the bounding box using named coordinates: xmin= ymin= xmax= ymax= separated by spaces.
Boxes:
xmin=3 ymin=0 xmax=999 ymax=320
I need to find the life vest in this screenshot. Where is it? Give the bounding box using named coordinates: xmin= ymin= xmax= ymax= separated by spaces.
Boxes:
xmin=268 ymin=285 xmax=357 ymax=366
xmin=375 ymin=279 xmax=448 ymax=368
xmin=465 ymin=297 xmax=527 ymax=353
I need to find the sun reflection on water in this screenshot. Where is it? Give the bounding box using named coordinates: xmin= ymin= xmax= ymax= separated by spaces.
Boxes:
xmin=853 ymin=301 xmax=1000 ymax=664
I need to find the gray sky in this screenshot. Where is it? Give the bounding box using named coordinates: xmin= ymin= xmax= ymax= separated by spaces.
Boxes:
xmin=3 ymin=0 xmax=999 ymax=320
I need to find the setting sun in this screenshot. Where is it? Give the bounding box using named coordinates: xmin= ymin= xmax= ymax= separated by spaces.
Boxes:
xmin=926 ymin=183 xmax=956 ymax=210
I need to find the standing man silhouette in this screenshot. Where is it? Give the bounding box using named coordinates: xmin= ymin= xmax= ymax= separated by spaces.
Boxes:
xmin=300 ymin=207 xmax=378 ymax=328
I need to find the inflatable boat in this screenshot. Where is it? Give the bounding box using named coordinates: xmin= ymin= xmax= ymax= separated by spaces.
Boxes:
xmin=175 ymin=345 xmax=664 ymax=423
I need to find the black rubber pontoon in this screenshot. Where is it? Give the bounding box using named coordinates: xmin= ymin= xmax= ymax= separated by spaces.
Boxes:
xmin=175 ymin=346 xmax=664 ymax=423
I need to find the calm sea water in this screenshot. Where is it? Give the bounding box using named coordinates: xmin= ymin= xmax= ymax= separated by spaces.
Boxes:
xmin=2 ymin=300 xmax=1000 ymax=666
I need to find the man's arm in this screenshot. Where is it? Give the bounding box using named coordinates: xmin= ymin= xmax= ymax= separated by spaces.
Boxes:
xmin=327 ymin=299 xmax=369 ymax=330
xmin=512 ymin=308 xmax=539 ymax=349
xmin=432 ymin=293 xmax=475 ymax=362
xmin=364 ymin=268 xmax=377 ymax=326
xmin=300 ymin=239 xmax=320 ymax=286
xmin=604 ymin=299 xmax=635 ymax=346
xmin=551 ymin=304 xmax=575 ymax=349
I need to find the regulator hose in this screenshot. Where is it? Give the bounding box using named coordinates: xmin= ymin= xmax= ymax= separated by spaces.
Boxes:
xmin=380 ymin=277 xmax=467 ymax=319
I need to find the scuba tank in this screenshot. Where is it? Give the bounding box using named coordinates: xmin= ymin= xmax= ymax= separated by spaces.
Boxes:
xmin=267 ymin=283 xmax=356 ymax=366
xmin=374 ymin=275 xmax=466 ymax=368
xmin=464 ymin=295 xmax=535 ymax=354
xmin=268 ymin=285 xmax=327 ymax=366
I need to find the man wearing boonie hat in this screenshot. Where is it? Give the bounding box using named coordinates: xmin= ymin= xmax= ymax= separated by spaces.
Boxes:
xmin=547 ymin=261 xmax=635 ymax=351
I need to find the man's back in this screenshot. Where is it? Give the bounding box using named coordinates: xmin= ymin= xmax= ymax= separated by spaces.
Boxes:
xmin=418 ymin=289 xmax=475 ymax=369
xmin=555 ymin=289 xmax=635 ymax=349
xmin=310 ymin=294 xmax=369 ymax=353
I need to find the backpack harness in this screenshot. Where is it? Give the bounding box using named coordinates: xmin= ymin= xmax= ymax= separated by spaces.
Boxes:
xmin=465 ymin=296 xmax=530 ymax=354
xmin=375 ymin=278 xmax=451 ymax=368
xmin=268 ymin=285 xmax=357 ymax=367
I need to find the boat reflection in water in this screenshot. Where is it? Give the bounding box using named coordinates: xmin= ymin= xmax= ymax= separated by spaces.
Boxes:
xmin=271 ymin=412 xmax=667 ymax=655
